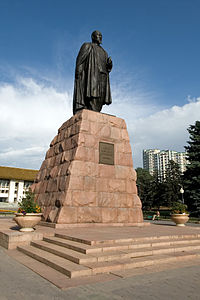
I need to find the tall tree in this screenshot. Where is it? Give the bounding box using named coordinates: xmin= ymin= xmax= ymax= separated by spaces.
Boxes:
xmin=136 ymin=168 xmax=154 ymax=210
xmin=184 ymin=121 xmax=200 ymax=213
xmin=151 ymin=172 xmax=167 ymax=209
xmin=164 ymin=160 xmax=182 ymax=206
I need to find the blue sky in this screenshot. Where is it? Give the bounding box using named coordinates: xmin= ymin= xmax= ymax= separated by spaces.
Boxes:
xmin=0 ymin=0 xmax=200 ymax=169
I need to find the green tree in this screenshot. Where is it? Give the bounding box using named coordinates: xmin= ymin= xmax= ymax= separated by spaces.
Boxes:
xmin=164 ymin=160 xmax=183 ymax=207
xmin=136 ymin=168 xmax=154 ymax=210
xmin=184 ymin=121 xmax=200 ymax=213
xmin=151 ymin=173 xmax=167 ymax=209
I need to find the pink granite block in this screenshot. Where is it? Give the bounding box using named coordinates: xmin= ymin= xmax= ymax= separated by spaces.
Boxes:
xmin=58 ymin=176 xmax=68 ymax=191
xmin=108 ymin=179 xmax=126 ymax=193
xmin=98 ymin=165 xmax=115 ymax=178
xmin=74 ymin=146 xmax=88 ymax=161
xmin=72 ymin=191 xmax=97 ymax=207
xmin=49 ymin=157 xmax=56 ymax=168
xmin=42 ymin=206 xmax=52 ymax=221
xmin=80 ymin=109 xmax=88 ymax=120
xmin=48 ymin=207 xmax=59 ymax=223
xmin=115 ymin=152 xmax=133 ymax=167
xmin=128 ymin=208 xmax=143 ymax=223
xmin=126 ymin=180 xmax=138 ymax=194
xmin=96 ymin=178 xmax=108 ymax=192
xmin=60 ymin=128 xmax=66 ymax=141
xmin=117 ymin=208 xmax=129 ymax=223
xmin=84 ymin=176 xmax=96 ymax=191
xmin=34 ymin=110 xmax=143 ymax=225
xmin=39 ymin=181 xmax=48 ymax=194
xmin=115 ymin=166 xmax=131 ymax=179
xmin=60 ymin=191 xmax=72 ymax=206
xmin=89 ymin=122 xmax=99 ymax=136
xmin=69 ymin=161 xmax=98 ymax=177
xmin=61 ymin=149 xmax=75 ymax=163
xmin=71 ymin=122 xmax=81 ymax=136
xmin=80 ymin=119 xmax=90 ymax=132
xmin=46 ymin=179 xmax=54 ymax=193
xmin=60 ymin=162 xmax=70 ymax=176
xmin=126 ymin=194 xmax=134 ymax=208
xmin=130 ymin=169 xmax=137 ymax=181
xmin=39 ymin=169 xmax=47 ymax=181
xmin=57 ymin=207 xmax=78 ymax=223
xmin=114 ymin=193 xmax=129 ymax=208
xmin=87 ymin=111 xmax=100 ymax=122
xmin=34 ymin=182 xmax=41 ymax=194
xmin=108 ymin=116 xmax=126 ymax=129
xmin=68 ymin=161 xmax=85 ymax=176
xmin=102 ymin=208 xmax=118 ymax=223
xmin=64 ymin=138 xmax=72 ymax=150
xmin=77 ymin=207 xmax=102 ymax=223
xmin=54 ymin=143 xmax=61 ymax=155
xmin=84 ymin=134 xmax=97 ymax=148
xmin=50 ymin=135 xmax=58 ymax=147
xmin=98 ymin=192 xmax=115 ymax=207
xmin=121 ymin=129 xmax=130 ymax=141
xmin=45 ymin=158 xmax=52 ymax=168
xmin=71 ymin=134 xmax=79 ymax=148
xmin=110 ymin=127 xmax=121 ymax=140
xmin=132 ymin=195 xmax=142 ymax=207
xmin=50 ymin=166 xmax=59 ymax=178
xmin=124 ymin=141 xmax=132 ymax=153
xmin=100 ymin=125 xmax=111 ymax=138
xmin=68 ymin=176 xmax=84 ymax=190
xmin=45 ymin=147 xmax=54 ymax=159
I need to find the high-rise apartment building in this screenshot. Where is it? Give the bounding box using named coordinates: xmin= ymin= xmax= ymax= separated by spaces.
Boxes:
xmin=143 ymin=149 xmax=188 ymax=180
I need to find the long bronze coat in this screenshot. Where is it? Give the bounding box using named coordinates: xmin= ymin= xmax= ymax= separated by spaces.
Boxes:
xmin=73 ymin=42 xmax=112 ymax=114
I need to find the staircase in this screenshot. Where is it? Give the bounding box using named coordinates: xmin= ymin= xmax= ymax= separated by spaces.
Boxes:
xmin=17 ymin=232 xmax=200 ymax=279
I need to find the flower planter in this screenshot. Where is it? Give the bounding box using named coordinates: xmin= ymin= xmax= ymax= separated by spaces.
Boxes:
xmin=14 ymin=213 xmax=42 ymax=232
xmin=171 ymin=214 xmax=189 ymax=227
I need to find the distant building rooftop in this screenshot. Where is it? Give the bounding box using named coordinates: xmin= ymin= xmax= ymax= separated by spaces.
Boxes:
xmin=0 ymin=166 xmax=38 ymax=181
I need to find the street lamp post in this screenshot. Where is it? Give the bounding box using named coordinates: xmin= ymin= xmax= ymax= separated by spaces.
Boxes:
xmin=180 ymin=187 xmax=184 ymax=204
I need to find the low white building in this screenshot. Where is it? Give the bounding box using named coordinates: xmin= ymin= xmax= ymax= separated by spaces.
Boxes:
xmin=0 ymin=166 xmax=38 ymax=204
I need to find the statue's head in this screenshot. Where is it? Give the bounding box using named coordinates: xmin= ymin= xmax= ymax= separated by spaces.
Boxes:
xmin=91 ymin=30 xmax=102 ymax=45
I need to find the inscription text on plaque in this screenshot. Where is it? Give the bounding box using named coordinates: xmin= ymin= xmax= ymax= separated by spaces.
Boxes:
xmin=99 ymin=142 xmax=114 ymax=165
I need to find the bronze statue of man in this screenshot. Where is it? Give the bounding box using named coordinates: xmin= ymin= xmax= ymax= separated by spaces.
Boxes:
xmin=73 ymin=30 xmax=112 ymax=114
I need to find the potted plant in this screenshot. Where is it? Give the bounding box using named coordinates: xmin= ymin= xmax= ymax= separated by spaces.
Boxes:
xmin=13 ymin=190 xmax=42 ymax=232
xmin=171 ymin=202 xmax=189 ymax=226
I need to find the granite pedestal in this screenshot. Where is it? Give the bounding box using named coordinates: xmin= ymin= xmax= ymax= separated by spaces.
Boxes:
xmin=32 ymin=110 xmax=143 ymax=225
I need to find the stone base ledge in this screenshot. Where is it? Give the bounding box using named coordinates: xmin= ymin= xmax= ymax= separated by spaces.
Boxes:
xmin=0 ymin=230 xmax=44 ymax=250
xmin=39 ymin=221 xmax=150 ymax=229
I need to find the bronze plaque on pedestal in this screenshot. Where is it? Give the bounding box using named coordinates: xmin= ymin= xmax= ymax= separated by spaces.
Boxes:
xmin=99 ymin=142 xmax=114 ymax=165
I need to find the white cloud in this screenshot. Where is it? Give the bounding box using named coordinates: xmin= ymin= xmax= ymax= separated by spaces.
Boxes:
xmin=0 ymin=78 xmax=72 ymax=169
xmin=0 ymin=77 xmax=199 ymax=170
xmin=128 ymin=98 xmax=200 ymax=167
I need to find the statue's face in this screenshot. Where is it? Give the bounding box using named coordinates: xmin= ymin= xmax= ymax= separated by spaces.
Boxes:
xmin=92 ymin=31 xmax=102 ymax=45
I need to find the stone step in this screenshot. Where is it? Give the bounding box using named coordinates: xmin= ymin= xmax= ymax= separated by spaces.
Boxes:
xmin=90 ymin=243 xmax=200 ymax=262
xmin=43 ymin=236 xmax=99 ymax=254
xmin=55 ymin=233 xmax=200 ymax=246
xmin=34 ymin=238 xmax=200 ymax=265
xmin=17 ymin=241 xmax=200 ymax=279
xmin=31 ymin=240 xmax=97 ymax=264
xmin=55 ymin=233 xmax=92 ymax=245
xmin=17 ymin=245 xmax=92 ymax=278
xmin=43 ymin=235 xmax=200 ymax=255
xmin=84 ymin=251 xmax=200 ymax=275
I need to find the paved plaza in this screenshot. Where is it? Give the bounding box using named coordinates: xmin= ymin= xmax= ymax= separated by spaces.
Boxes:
xmin=1 ymin=244 xmax=200 ymax=300
xmin=1 ymin=219 xmax=200 ymax=299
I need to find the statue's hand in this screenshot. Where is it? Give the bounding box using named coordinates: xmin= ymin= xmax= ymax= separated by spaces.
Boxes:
xmin=107 ymin=57 xmax=113 ymax=72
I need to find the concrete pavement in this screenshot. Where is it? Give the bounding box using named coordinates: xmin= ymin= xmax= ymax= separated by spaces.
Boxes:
xmin=1 ymin=245 xmax=200 ymax=300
